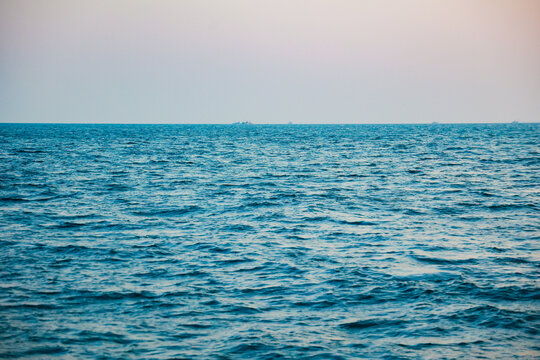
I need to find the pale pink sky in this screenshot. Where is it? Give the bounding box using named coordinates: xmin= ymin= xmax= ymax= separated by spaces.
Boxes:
xmin=1 ymin=0 xmax=539 ymax=123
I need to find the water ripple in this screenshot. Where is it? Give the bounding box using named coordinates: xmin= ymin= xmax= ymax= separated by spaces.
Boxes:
xmin=0 ymin=123 xmax=539 ymax=359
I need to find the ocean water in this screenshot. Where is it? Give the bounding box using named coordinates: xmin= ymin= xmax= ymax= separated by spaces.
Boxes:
xmin=0 ymin=123 xmax=538 ymax=359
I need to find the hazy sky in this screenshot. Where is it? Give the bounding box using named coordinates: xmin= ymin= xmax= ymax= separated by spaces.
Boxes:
xmin=1 ymin=0 xmax=539 ymax=123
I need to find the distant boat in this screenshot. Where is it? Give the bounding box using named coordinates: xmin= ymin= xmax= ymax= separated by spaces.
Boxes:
xmin=232 ymin=121 xmax=252 ymax=125
xmin=511 ymin=120 xmax=519 ymax=124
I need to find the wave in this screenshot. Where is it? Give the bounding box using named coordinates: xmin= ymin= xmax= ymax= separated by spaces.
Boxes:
xmin=1 ymin=123 xmax=538 ymax=359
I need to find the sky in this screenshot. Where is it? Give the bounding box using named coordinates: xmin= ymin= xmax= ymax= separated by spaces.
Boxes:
xmin=1 ymin=0 xmax=539 ymax=124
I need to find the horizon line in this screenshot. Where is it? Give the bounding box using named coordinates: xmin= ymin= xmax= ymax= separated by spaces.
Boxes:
xmin=0 ymin=121 xmax=538 ymax=126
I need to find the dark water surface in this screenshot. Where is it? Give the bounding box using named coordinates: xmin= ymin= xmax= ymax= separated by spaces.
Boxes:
xmin=0 ymin=123 xmax=539 ymax=359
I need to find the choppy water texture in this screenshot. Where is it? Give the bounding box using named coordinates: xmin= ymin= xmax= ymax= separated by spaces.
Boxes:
xmin=0 ymin=123 xmax=539 ymax=359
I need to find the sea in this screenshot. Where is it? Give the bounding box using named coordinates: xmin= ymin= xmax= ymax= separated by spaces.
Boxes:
xmin=0 ymin=123 xmax=538 ymax=359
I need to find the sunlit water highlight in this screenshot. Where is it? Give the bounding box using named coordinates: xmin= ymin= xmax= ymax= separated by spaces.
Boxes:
xmin=0 ymin=123 xmax=539 ymax=359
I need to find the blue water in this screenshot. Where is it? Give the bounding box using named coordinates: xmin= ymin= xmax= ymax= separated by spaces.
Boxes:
xmin=0 ymin=123 xmax=539 ymax=359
